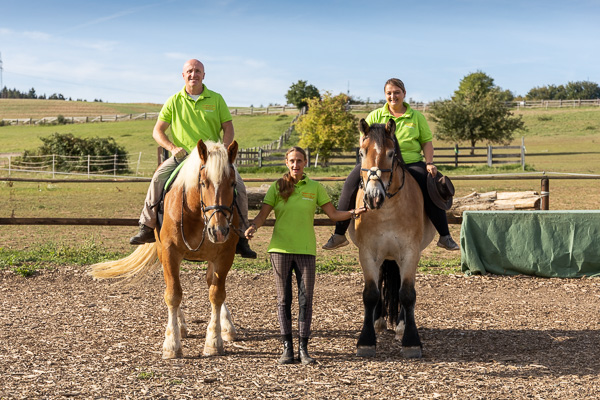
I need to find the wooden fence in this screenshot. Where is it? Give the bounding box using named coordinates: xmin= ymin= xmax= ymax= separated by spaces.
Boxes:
xmin=236 ymin=139 xmax=526 ymax=169
xmin=0 ymin=106 xmax=297 ymax=126
xmin=0 ymin=112 xmax=160 ymax=126
xmin=4 ymin=175 xmax=600 ymax=228
xmin=347 ymin=99 xmax=600 ymax=114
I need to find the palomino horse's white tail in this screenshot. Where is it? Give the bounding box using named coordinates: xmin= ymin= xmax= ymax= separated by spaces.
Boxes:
xmin=89 ymin=243 xmax=161 ymax=285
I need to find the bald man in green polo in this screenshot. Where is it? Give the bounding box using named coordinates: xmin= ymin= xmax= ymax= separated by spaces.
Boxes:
xmin=130 ymin=59 xmax=256 ymax=258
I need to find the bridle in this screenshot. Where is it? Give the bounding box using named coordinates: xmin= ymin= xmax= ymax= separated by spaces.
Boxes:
xmin=359 ymin=148 xmax=406 ymax=206
xmin=180 ymin=164 xmax=242 ymax=251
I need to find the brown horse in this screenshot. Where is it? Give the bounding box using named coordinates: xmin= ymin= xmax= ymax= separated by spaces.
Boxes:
xmin=90 ymin=140 xmax=240 ymax=359
xmin=348 ymin=119 xmax=435 ymax=358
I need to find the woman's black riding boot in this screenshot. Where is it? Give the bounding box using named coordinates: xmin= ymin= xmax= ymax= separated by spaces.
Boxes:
xmin=298 ymin=337 xmax=316 ymax=365
xmin=278 ymin=334 xmax=294 ymax=364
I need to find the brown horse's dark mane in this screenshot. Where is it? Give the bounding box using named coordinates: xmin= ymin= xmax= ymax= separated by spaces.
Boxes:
xmin=364 ymin=123 xmax=404 ymax=165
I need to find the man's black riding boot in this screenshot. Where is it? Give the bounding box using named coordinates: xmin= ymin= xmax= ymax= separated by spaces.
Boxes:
xmin=278 ymin=334 xmax=294 ymax=365
xmin=298 ymin=337 xmax=316 ymax=365
xmin=236 ymin=236 xmax=257 ymax=259
xmin=129 ymin=223 xmax=156 ymax=245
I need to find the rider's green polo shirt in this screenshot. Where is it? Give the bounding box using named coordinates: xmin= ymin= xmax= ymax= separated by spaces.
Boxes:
xmin=158 ymin=85 xmax=232 ymax=153
xmin=263 ymin=176 xmax=331 ymax=256
xmin=365 ymin=102 xmax=433 ymax=164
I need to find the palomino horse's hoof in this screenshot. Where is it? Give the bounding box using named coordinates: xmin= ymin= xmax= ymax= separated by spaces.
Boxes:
xmin=402 ymin=346 xmax=422 ymax=359
xmin=180 ymin=326 xmax=188 ymax=338
xmin=356 ymin=346 xmax=376 ymax=357
xmin=203 ymin=345 xmax=224 ymax=357
xmin=221 ymin=330 xmax=236 ymax=342
xmin=162 ymin=349 xmax=183 ymax=359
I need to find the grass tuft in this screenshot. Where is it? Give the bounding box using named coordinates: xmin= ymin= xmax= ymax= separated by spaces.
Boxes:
xmin=0 ymin=241 xmax=125 ymax=276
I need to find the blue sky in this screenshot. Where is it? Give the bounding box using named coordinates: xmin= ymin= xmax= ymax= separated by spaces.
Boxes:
xmin=1 ymin=0 xmax=599 ymax=106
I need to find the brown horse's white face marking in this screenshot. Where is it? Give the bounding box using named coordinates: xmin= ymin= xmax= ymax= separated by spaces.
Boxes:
xmin=359 ymin=119 xmax=396 ymax=210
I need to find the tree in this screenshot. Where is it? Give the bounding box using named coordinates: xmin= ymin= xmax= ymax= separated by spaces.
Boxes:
xmin=564 ymin=81 xmax=600 ymax=99
xmin=527 ymin=81 xmax=600 ymax=100
xmin=294 ymin=92 xmax=358 ymax=165
xmin=429 ymin=72 xmax=525 ymax=152
xmin=285 ymin=80 xmax=320 ymax=110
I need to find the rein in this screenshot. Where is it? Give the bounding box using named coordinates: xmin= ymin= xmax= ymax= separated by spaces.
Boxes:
xmin=180 ymin=164 xmax=242 ymax=252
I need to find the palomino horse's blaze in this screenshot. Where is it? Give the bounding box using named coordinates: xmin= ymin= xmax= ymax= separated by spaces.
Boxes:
xmin=91 ymin=140 xmax=240 ymax=358
xmin=348 ymin=119 xmax=435 ymax=358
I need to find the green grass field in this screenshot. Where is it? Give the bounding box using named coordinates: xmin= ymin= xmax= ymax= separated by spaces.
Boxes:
xmin=1 ymin=100 xmax=599 ymax=274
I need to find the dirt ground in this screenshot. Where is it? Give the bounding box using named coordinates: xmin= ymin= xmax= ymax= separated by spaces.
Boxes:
xmin=2 ymin=262 xmax=600 ymax=399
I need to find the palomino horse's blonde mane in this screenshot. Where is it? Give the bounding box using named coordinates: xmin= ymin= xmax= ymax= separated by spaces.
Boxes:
xmin=172 ymin=141 xmax=231 ymax=192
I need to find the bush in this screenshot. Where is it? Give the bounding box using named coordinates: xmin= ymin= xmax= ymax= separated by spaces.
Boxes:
xmin=21 ymin=132 xmax=130 ymax=174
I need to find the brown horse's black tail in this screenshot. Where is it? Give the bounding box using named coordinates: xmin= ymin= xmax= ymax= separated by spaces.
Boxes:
xmin=380 ymin=260 xmax=401 ymax=326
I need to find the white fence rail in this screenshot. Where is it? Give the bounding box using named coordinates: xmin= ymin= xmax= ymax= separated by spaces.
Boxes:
xmin=0 ymin=152 xmax=158 ymax=179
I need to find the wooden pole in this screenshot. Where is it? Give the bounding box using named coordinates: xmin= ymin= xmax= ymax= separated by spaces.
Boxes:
xmin=541 ymin=176 xmax=550 ymax=210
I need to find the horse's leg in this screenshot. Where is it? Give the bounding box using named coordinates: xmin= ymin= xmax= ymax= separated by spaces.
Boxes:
xmin=356 ymin=257 xmax=380 ymax=357
xmin=162 ymin=250 xmax=184 ymax=359
xmin=220 ymin=303 xmax=236 ymax=342
xmin=373 ymin=271 xmax=386 ymax=334
xmin=177 ymin=307 xmax=188 ymax=338
xmin=205 ymin=261 xmax=235 ymax=342
xmin=395 ymin=306 xmax=406 ymax=340
xmin=398 ymin=272 xmax=422 ymax=359
xmin=203 ymin=261 xmax=228 ymax=356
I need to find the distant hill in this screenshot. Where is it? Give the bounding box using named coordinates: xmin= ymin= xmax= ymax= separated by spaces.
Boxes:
xmin=0 ymin=99 xmax=163 ymax=119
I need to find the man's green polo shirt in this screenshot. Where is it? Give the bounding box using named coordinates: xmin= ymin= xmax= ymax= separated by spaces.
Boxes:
xmin=158 ymin=85 xmax=232 ymax=153
xmin=263 ymin=176 xmax=331 ymax=256
xmin=365 ymin=102 xmax=433 ymax=164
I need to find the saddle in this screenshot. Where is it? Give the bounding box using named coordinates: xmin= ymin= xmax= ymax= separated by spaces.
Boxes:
xmin=155 ymin=159 xmax=188 ymax=237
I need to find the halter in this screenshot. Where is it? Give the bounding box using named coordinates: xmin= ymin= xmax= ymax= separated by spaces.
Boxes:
xmin=359 ymin=152 xmax=406 ymax=206
xmin=180 ymin=164 xmax=240 ymax=252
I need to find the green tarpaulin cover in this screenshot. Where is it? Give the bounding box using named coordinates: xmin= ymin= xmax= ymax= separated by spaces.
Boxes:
xmin=460 ymin=211 xmax=600 ymax=277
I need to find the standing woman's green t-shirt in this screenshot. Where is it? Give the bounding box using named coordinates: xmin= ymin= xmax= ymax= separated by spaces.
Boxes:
xmin=263 ymin=176 xmax=331 ymax=256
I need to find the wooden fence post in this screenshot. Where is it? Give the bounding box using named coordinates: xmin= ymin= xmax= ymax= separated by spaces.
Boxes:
xmin=487 ymin=145 xmax=493 ymax=167
xmin=258 ymin=148 xmax=263 ymax=168
xmin=454 ymin=144 xmax=459 ymax=168
xmin=541 ymin=177 xmax=550 ymax=210
xmin=521 ymin=137 xmax=525 ymax=171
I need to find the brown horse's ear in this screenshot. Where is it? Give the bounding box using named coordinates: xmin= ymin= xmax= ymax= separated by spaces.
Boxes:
xmin=385 ymin=119 xmax=396 ymax=138
xmin=197 ymin=140 xmax=208 ymax=163
xmin=359 ymin=119 xmax=370 ymax=136
xmin=227 ymin=140 xmax=238 ymax=164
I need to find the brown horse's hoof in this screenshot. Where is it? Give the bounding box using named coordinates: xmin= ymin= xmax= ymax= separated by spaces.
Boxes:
xmin=402 ymin=346 xmax=422 ymax=358
xmin=162 ymin=349 xmax=183 ymax=359
xmin=356 ymin=346 xmax=376 ymax=357
xmin=374 ymin=317 xmax=387 ymax=334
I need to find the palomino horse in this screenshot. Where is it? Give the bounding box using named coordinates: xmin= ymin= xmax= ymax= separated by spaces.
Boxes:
xmin=348 ymin=119 xmax=436 ymax=358
xmin=91 ymin=140 xmax=240 ymax=359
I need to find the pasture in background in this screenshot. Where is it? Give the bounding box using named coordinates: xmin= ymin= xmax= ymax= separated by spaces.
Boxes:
xmin=1 ymin=101 xmax=599 ymax=273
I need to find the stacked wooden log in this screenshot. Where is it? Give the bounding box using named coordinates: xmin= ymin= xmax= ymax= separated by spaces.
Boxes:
xmin=448 ymin=191 xmax=541 ymax=216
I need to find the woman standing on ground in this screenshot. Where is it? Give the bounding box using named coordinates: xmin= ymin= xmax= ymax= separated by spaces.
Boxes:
xmin=245 ymin=146 xmax=366 ymax=365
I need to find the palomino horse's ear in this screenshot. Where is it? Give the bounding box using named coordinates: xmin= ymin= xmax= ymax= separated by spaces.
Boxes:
xmin=197 ymin=140 xmax=208 ymax=163
xmin=227 ymin=141 xmax=238 ymax=164
xmin=359 ymin=119 xmax=370 ymax=136
xmin=385 ymin=119 xmax=396 ymax=138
